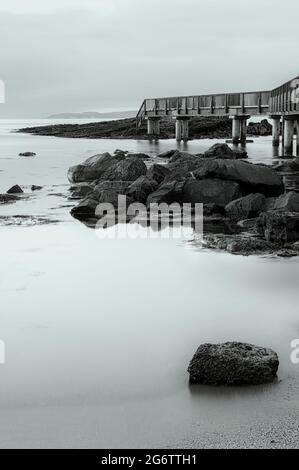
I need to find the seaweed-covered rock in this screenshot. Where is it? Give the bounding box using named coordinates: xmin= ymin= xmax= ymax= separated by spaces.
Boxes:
xmin=257 ymin=211 xmax=299 ymax=243
xmin=188 ymin=342 xmax=279 ymax=385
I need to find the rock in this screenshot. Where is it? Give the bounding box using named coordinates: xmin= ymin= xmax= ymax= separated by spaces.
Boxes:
xmin=203 ymin=233 xmax=275 ymax=255
xmin=203 ymin=143 xmax=247 ymax=160
xmin=126 ymin=176 xmax=158 ymax=203
xmin=270 ymin=191 xmax=299 ymax=212
xmin=125 ymin=152 xmax=150 ymax=160
xmin=68 ymin=152 xmax=121 ymax=183
xmin=147 ymin=164 xmax=171 ymax=185
xmin=203 ymin=204 xmax=225 ymax=216
xmin=114 ymin=149 xmax=128 ymax=157
xmin=165 ymin=153 xmax=203 ymax=181
xmin=19 ymin=152 xmax=36 ymax=157
xmin=7 ymin=185 xmax=23 ymax=194
xmin=71 ymin=197 xmax=99 ymax=219
xmin=183 ymin=178 xmax=241 ymax=207
xmin=102 ymin=157 xmax=147 ymax=182
xmin=69 ymin=183 xmax=94 ymax=199
xmin=188 ymin=342 xmax=279 ymax=385
xmin=0 ymin=194 xmax=19 ymax=204
xmin=289 ymin=157 xmax=299 ymax=171
xmin=257 ymin=211 xmax=299 ymax=243
xmin=247 ymin=119 xmax=273 ymax=136
xmin=157 ymin=150 xmax=177 ymax=159
xmin=31 ymin=185 xmax=43 ymax=191
xmin=225 ymin=193 xmax=266 ymax=221
xmin=146 ymin=180 xmax=185 ymax=205
xmin=92 ymin=180 xmax=133 ymax=207
xmin=193 ymin=159 xmax=284 ymax=197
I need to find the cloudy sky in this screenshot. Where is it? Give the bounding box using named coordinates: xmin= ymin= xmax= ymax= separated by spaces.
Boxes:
xmin=0 ymin=0 xmax=298 ymax=117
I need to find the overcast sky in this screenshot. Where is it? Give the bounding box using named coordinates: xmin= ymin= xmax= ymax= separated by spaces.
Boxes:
xmin=0 ymin=0 xmax=298 ymax=117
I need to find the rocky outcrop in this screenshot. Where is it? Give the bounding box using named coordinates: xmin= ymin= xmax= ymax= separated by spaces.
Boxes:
xmin=188 ymin=342 xmax=279 ymax=386
xmin=7 ymin=185 xmax=23 ymax=194
xmin=68 ymin=152 xmax=122 ymax=183
xmin=225 ymin=193 xmax=266 ymax=221
xmin=193 ymin=159 xmax=284 ymax=197
xmin=247 ymin=119 xmax=272 ymax=136
xmin=203 ymin=233 xmax=275 ymax=255
xmin=257 ymin=211 xmax=299 ymax=243
xmin=183 ymin=178 xmax=241 ymax=207
xmin=203 ymin=143 xmax=247 ymax=160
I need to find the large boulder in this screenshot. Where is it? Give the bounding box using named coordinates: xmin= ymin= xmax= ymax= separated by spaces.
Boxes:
xmin=126 ymin=176 xmax=158 ymax=203
xmin=225 ymin=193 xmax=266 ymax=221
xmin=204 ymin=143 xmax=247 ymax=160
xmin=68 ymin=152 xmax=121 ymax=183
xmin=102 ymin=157 xmax=147 ymax=181
xmin=165 ymin=153 xmax=203 ymax=181
xmin=69 ymin=183 xmax=94 ymax=199
xmin=183 ymin=178 xmax=241 ymax=207
xmin=188 ymin=342 xmax=279 ymax=385
xmin=193 ymin=159 xmax=284 ymax=196
xmin=247 ymin=119 xmax=272 ymax=136
xmin=147 ymin=164 xmax=171 ymax=185
xmin=269 ymin=191 xmax=299 ymax=212
xmin=157 ymin=150 xmax=177 ymax=159
xmin=257 ymin=211 xmax=299 ymax=243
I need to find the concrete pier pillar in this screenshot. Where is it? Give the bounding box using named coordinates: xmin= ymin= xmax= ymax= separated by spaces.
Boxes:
xmin=147 ymin=117 xmax=160 ymax=136
xmin=175 ymin=117 xmax=189 ymax=142
xmin=271 ymin=116 xmax=281 ymax=147
xmin=284 ymin=118 xmax=295 ymax=155
xmin=232 ymin=117 xmax=241 ymax=144
xmin=240 ymin=119 xmax=248 ymax=144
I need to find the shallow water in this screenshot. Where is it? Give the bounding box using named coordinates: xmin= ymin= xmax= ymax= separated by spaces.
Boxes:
xmin=0 ymin=119 xmax=299 ymax=448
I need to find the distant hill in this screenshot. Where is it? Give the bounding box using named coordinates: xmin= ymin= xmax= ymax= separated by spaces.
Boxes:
xmin=48 ymin=111 xmax=137 ymax=119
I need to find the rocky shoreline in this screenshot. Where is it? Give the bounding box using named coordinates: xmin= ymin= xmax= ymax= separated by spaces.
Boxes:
xmin=17 ymin=117 xmax=273 ymax=140
xmin=66 ymin=143 xmax=299 ymax=257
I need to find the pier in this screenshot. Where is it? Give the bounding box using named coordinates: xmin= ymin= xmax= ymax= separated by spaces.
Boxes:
xmin=136 ymin=75 xmax=299 ymax=155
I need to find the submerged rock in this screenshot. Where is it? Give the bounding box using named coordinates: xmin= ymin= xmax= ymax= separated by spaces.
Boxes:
xmin=7 ymin=185 xmax=23 ymax=194
xmin=19 ymin=152 xmax=36 ymax=157
xmin=225 ymin=193 xmax=266 ymax=221
xmin=203 ymin=233 xmax=275 ymax=255
xmin=188 ymin=342 xmax=279 ymax=386
xmin=0 ymin=194 xmax=19 ymax=204
xmin=31 ymin=185 xmax=43 ymax=191
xmin=193 ymin=159 xmax=284 ymax=197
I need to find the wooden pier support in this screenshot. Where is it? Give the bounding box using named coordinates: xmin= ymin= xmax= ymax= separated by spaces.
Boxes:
xmin=175 ymin=117 xmax=189 ymax=142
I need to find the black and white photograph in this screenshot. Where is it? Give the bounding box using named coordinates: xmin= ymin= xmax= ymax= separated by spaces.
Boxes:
xmin=0 ymin=0 xmax=299 ymax=454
